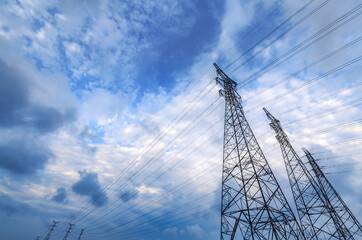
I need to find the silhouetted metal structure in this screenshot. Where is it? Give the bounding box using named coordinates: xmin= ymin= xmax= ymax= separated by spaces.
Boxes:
xmin=44 ymin=220 xmax=58 ymax=240
xmin=303 ymin=148 xmax=362 ymax=238
xmin=264 ymin=108 xmax=361 ymax=239
xmin=77 ymin=228 xmax=84 ymax=240
xmin=62 ymin=223 xmax=74 ymax=240
xmin=214 ymin=63 xmax=304 ymax=240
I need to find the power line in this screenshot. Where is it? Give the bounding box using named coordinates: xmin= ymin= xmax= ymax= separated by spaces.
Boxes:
xmin=61 ymin=83 xmax=219 ymax=227
xmin=246 ymin=55 xmax=362 ymax=113
xmin=224 ymin=0 xmax=286 ymax=60
xmin=85 ymin=114 xmax=362 ymax=236
xmin=63 ymin=101 xmax=222 ymax=232
xmin=224 ymin=0 xmax=318 ymax=70
xmin=287 ymin=97 xmax=362 ymax=126
xmin=298 ymin=119 xmax=362 ymax=137
xmin=57 ymin=3 xmax=362 ymax=232
xmin=59 ymin=67 xmax=219 ymax=228
xmin=236 ymin=3 xmax=362 ymax=86
xmin=71 ymin=97 xmax=222 ymax=226
xmin=244 ymin=36 xmax=362 ymax=104
xmin=276 ymin=82 xmax=362 ymax=118
xmin=78 ymin=112 xmax=223 ymax=230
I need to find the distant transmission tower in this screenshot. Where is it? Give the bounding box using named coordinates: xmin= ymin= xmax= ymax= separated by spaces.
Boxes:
xmin=44 ymin=220 xmax=59 ymax=240
xmin=214 ymin=63 xmax=304 ymax=240
xmin=303 ymin=148 xmax=362 ymax=238
xmin=264 ymin=108 xmax=361 ymax=239
xmin=62 ymin=223 xmax=75 ymax=240
xmin=77 ymin=228 xmax=85 ymax=240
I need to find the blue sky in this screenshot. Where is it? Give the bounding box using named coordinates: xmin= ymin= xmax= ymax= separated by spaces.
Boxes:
xmin=0 ymin=0 xmax=361 ymax=239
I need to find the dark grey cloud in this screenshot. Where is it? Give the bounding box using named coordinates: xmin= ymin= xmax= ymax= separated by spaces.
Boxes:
xmin=0 ymin=138 xmax=53 ymax=175
xmin=0 ymin=192 xmax=30 ymax=216
xmin=119 ymin=188 xmax=138 ymax=202
xmin=0 ymin=57 xmax=77 ymax=175
xmin=72 ymin=171 xmax=108 ymax=207
xmin=0 ymin=58 xmax=76 ymax=132
xmin=0 ymin=59 xmax=29 ymax=127
xmin=51 ymin=187 xmax=67 ymax=203
xmin=29 ymin=105 xmax=77 ymax=134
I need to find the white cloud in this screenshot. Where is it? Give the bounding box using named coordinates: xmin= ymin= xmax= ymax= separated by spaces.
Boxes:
xmin=136 ymin=184 xmax=162 ymax=195
xmin=163 ymin=226 xmax=178 ymax=235
xmin=0 ymin=0 xmax=361 ymax=239
xmin=186 ymin=224 xmax=204 ymax=238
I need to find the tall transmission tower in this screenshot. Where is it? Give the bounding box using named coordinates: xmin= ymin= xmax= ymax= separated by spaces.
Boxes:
xmin=214 ymin=63 xmax=305 ymax=240
xmin=44 ymin=220 xmax=58 ymax=240
xmin=62 ymin=223 xmax=75 ymax=240
xmin=303 ymin=148 xmax=362 ymax=238
xmin=264 ymin=108 xmax=357 ymax=239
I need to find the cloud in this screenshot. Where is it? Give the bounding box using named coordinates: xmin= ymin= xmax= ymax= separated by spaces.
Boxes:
xmin=0 ymin=1 xmax=361 ymax=239
xmin=0 ymin=192 xmax=30 ymax=216
xmin=186 ymin=224 xmax=204 ymax=238
xmin=0 ymin=58 xmax=77 ymax=133
xmin=216 ymin=0 xmax=255 ymax=61
xmin=0 ymin=59 xmax=30 ymax=127
xmin=0 ymin=0 xmax=197 ymax=91
xmin=72 ymin=170 xmax=108 ymax=207
xmin=29 ymin=105 xmax=77 ymax=134
xmin=163 ymin=227 xmax=178 ymax=235
xmin=0 ymin=57 xmax=77 ymax=175
xmin=119 ymin=188 xmax=138 ymax=203
xmin=51 ymin=187 xmax=67 ymax=203
xmin=0 ymin=138 xmax=53 ymax=175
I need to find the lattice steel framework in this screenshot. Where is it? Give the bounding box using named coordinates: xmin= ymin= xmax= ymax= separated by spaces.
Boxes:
xmin=215 ymin=63 xmax=304 ymax=240
xmin=303 ymin=148 xmax=362 ymax=238
xmin=77 ymin=228 xmax=85 ymax=240
xmin=44 ymin=220 xmax=58 ymax=240
xmin=62 ymin=223 xmax=74 ymax=240
xmin=264 ymin=108 xmax=359 ymax=239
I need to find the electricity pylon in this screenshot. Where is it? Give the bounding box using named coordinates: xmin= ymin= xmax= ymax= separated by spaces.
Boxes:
xmin=264 ymin=108 xmax=356 ymax=239
xmin=62 ymin=223 xmax=75 ymax=240
xmin=214 ymin=63 xmax=305 ymax=240
xmin=77 ymin=228 xmax=85 ymax=240
xmin=303 ymin=148 xmax=362 ymax=238
xmin=44 ymin=220 xmax=59 ymax=240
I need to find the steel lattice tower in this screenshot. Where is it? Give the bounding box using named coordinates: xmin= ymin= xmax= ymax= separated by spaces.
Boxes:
xmin=303 ymin=148 xmax=362 ymax=238
xmin=77 ymin=228 xmax=85 ymax=240
xmin=264 ymin=108 xmax=358 ymax=239
xmin=62 ymin=223 xmax=74 ymax=240
xmin=44 ymin=220 xmax=58 ymax=240
xmin=214 ymin=63 xmax=304 ymax=240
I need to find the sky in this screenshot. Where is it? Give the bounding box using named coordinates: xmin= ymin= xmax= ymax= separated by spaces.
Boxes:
xmin=0 ymin=0 xmax=361 ymax=239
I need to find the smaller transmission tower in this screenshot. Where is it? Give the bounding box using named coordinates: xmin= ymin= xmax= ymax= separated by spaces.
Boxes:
xmin=303 ymin=148 xmax=362 ymax=238
xmin=62 ymin=223 xmax=75 ymax=240
xmin=44 ymin=220 xmax=59 ymax=240
xmin=264 ymin=108 xmax=354 ymax=239
xmin=77 ymin=228 xmax=84 ymax=240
